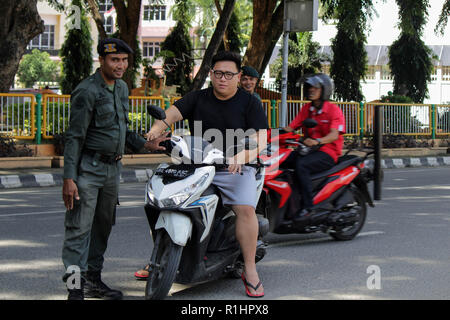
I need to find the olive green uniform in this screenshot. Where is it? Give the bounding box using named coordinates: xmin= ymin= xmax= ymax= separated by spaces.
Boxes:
xmin=62 ymin=69 xmax=145 ymax=278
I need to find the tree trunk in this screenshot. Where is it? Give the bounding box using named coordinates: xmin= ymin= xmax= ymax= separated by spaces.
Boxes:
xmin=0 ymin=0 xmax=44 ymax=92
xmin=85 ymin=0 xmax=107 ymax=40
xmin=112 ymin=0 xmax=142 ymax=90
xmin=190 ymin=0 xmax=236 ymax=92
xmin=243 ymin=0 xmax=284 ymax=77
xmin=214 ymin=0 xmax=230 ymax=51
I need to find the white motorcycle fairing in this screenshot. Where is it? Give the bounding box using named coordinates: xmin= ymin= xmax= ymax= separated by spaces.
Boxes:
xmin=155 ymin=211 xmax=193 ymax=246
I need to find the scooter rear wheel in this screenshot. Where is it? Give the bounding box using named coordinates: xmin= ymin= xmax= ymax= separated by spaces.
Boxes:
xmin=145 ymin=229 xmax=183 ymax=300
xmin=330 ymin=189 xmax=367 ymax=241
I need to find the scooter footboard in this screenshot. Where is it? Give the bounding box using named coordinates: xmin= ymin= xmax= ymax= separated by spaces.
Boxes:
xmin=155 ymin=211 xmax=192 ymax=246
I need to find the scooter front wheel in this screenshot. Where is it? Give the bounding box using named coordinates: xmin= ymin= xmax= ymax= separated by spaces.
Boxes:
xmin=145 ymin=229 xmax=183 ymax=300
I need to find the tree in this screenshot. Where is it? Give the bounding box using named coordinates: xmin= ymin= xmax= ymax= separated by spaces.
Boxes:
xmin=389 ymin=0 xmax=434 ymax=103
xmin=242 ymin=0 xmax=284 ymax=76
xmin=60 ymin=0 xmax=93 ymax=94
xmin=160 ymin=0 xmax=194 ymax=95
xmin=190 ymin=0 xmax=236 ymax=91
xmin=0 ymin=0 xmax=44 ymax=92
xmin=435 ymin=0 xmax=450 ymax=35
xmin=323 ymin=0 xmax=374 ymax=102
xmin=272 ymin=32 xmax=328 ymax=96
xmin=17 ymin=49 xmax=60 ymax=88
xmin=214 ymin=1 xmax=242 ymax=52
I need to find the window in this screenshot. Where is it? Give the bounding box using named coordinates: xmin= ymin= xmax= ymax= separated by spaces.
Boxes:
xmin=28 ymin=25 xmax=55 ymax=50
xmin=143 ymin=42 xmax=161 ymax=58
xmin=104 ymin=16 xmax=114 ymax=35
xmin=98 ymin=0 xmax=114 ymax=35
xmin=366 ymin=65 xmax=377 ymax=80
xmin=98 ymin=0 xmax=113 ymax=13
xmin=143 ymin=5 xmax=167 ymax=21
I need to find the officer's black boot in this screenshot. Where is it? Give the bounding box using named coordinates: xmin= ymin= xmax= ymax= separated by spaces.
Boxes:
xmin=67 ymin=278 xmax=85 ymax=300
xmin=84 ymin=271 xmax=123 ymax=300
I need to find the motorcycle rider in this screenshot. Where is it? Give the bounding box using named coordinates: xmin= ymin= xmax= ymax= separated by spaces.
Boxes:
xmin=282 ymin=73 xmax=345 ymax=222
xmin=145 ymin=51 xmax=268 ymax=297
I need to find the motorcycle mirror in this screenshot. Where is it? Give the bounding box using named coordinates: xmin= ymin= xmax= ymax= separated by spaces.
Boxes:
xmin=147 ymin=104 xmax=166 ymax=120
xmin=303 ymin=118 xmax=318 ymax=128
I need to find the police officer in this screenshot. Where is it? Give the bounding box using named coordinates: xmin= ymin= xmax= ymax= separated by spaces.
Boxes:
xmin=240 ymin=66 xmax=262 ymax=101
xmin=61 ymin=38 xmax=166 ymax=300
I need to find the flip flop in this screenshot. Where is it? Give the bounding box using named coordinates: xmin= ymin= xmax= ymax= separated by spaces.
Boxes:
xmin=241 ymin=273 xmax=264 ymax=298
xmin=134 ymin=264 xmax=150 ymax=280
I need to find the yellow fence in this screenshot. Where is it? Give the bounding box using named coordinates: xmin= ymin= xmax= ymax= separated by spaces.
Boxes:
xmin=2 ymin=93 xmax=450 ymax=140
xmin=0 ymin=93 xmax=36 ymax=140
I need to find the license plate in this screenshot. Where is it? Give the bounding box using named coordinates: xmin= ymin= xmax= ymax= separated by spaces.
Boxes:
xmin=155 ymin=166 xmax=195 ymax=179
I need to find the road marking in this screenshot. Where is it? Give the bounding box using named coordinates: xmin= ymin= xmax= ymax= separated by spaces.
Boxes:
xmin=0 ymin=205 xmax=142 ymax=218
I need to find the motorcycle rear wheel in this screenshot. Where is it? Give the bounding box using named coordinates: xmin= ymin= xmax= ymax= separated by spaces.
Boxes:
xmin=145 ymin=229 xmax=183 ymax=300
xmin=330 ymin=189 xmax=367 ymax=241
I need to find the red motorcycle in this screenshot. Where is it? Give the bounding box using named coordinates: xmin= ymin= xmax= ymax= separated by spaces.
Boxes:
xmin=256 ymin=120 xmax=375 ymax=241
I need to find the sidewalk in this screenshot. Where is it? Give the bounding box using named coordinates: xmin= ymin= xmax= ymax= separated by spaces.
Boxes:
xmin=1 ymin=155 xmax=450 ymax=189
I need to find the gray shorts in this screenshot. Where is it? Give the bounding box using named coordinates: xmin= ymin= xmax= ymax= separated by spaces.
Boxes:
xmin=212 ymin=166 xmax=258 ymax=208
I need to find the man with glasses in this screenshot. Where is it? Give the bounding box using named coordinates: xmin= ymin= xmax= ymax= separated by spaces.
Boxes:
xmin=144 ymin=51 xmax=268 ymax=297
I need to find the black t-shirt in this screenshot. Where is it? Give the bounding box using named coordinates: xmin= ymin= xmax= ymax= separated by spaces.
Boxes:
xmin=174 ymin=87 xmax=268 ymax=157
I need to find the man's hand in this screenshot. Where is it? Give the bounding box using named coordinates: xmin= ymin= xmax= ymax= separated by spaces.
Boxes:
xmin=227 ymin=153 xmax=246 ymax=174
xmin=62 ymin=179 xmax=79 ymax=210
xmin=303 ymin=138 xmax=320 ymax=147
xmin=144 ymin=131 xmax=171 ymax=151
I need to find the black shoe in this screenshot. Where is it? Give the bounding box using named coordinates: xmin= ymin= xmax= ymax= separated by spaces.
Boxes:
xmin=65 ymin=272 xmax=85 ymax=300
xmin=293 ymin=208 xmax=314 ymax=224
xmin=84 ymin=272 xmax=123 ymax=300
xmin=68 ymin=288 xmax=84 ymax=300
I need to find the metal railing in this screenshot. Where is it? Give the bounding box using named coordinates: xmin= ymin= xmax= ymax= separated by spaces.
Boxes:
xmin=42 ymin=94 xmax=71 ymax=139
xmin=2 ymin=93 xmax=450 ymax=142
xmin=0 ymin=94 xmax=36 ymax=140
xmin=364 ymin=103 xmax=432 ymax=136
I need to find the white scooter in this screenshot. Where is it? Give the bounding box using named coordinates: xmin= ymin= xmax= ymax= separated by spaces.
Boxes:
xmin=143 ymin=105 xmax=269 ymax=300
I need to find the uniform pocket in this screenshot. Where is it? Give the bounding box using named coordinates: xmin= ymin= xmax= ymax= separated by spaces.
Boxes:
xmin=121 ymin=97 xmax=130 ymax=125
xmin=95 ymin=102 xmax=116 ymax=128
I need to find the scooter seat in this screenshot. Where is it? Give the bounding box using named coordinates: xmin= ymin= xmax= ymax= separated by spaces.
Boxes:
xmin=311 ymin=155 xmax=361 ymax=181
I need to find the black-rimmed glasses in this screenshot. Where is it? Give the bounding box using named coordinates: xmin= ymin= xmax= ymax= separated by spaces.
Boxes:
xmin=211 ymin=70 xmax=240 ymax=80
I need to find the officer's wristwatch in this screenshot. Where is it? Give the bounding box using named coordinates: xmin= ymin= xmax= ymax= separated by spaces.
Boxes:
xmin=315 ymin=138 xmax=322 ymax=145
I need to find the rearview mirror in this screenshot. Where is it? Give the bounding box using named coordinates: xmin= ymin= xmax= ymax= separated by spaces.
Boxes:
xmin=302 ymin=118 xmax=318 ymax=128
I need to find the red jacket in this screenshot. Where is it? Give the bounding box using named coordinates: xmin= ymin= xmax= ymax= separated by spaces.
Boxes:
xmin=288 ymin=101 xmax=345 ymax=162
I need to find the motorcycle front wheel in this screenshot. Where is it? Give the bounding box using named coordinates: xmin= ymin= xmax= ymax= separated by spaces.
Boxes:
xmin=330 ymin=189 xmax=367 ymax=241
xmin=145 ymin=229 xmax=183 ymax=300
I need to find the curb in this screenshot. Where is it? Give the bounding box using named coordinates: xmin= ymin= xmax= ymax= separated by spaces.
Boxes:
xmin=0 ymin=168 xmax=154 ymax=190
xmin=1 ymin=156 xmax=450 ymax=189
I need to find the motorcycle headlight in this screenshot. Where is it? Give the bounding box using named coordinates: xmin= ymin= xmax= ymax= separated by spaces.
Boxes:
xmin=160 ymin=173 xmax=210 ymax=208
xmin=145 ymin=180 xmax=156 ymax=205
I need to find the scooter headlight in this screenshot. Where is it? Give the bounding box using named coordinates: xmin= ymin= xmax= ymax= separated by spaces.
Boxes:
xmin=145 ymin=179 xmax=156 ymax=205
xmin=160 ymin=173 xmax=210 ymax=208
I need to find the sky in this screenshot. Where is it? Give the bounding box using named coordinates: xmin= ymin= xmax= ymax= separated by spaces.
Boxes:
xmin=312 ymin=0 xmax=450 ymax=46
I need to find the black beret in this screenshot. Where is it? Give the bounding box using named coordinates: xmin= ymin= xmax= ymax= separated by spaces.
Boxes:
xmin=242 ymin=66 xmax=260 ymax=78
xmin=97 ymin=38 xmax=134 ymax=56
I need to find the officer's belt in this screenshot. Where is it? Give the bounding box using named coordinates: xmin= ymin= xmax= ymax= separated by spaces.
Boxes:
xmin=83 ymin=149 xmax=122 ymax=164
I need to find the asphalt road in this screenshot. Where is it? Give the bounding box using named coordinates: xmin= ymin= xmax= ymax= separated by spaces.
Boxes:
xmin=0 ymin=167 xmax=449 ymax=300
